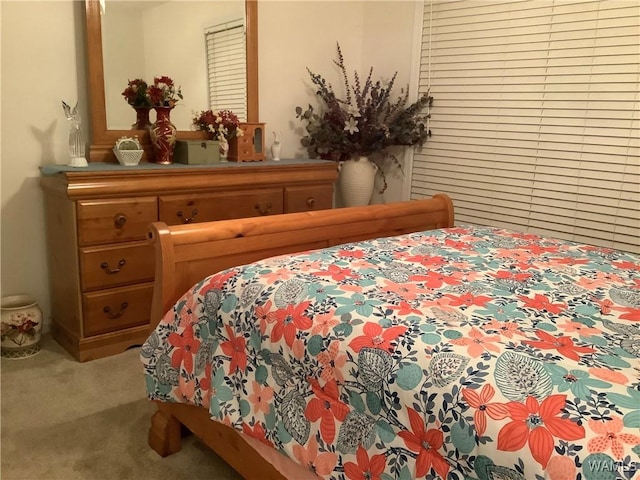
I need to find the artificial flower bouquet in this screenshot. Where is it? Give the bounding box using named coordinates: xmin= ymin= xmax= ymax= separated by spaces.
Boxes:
xmin=146 ymin=76 xmax=183 ymax=107
xmin=122 ymin=78 xmax=151 ymax=107
xmin=122 ymin=76 xmax=183 ymax=107
xmin=192 ymin=109 xmax=244 ymax=140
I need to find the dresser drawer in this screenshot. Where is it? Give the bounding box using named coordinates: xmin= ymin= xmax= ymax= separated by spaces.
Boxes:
xmin=77 ymin=197 xmax=158 ymax=246
xmin=79 ymin=241 xmax=154 ymax=291
xmin=159 ymin=189 xmax=284 ymax=225
xmin=82 ymin=283 xmax=153 ymax=337
xmin=285 ymin=185 xmax=333 ymax=212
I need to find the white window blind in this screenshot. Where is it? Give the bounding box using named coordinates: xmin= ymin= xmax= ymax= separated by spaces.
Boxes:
xmin=205 ymin=19 xmax=247 ymax=121
xmin=412 ymin=0 xmax=640 ymax=254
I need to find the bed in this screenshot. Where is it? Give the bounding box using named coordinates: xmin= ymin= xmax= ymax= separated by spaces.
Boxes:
xmin=141 ymin=194 xmax=640 ymax=480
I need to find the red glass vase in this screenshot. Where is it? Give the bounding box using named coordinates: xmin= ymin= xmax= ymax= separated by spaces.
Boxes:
xmin=132 ymin=106 xmax=152 ymax=130
xmin=150 ymin=106 xmax=177 ymax=164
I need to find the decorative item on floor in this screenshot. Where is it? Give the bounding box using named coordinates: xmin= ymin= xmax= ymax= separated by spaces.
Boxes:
xmin=1 ymin=295 xmax=43 ymax=359
xmin=295 ymin=42 xmax=433 ymax=206
xmin=113 ymin=136 xmax=143 ymax=166
xmin=192 ymin=109 xmax=243 ymax=162
xmin=271 ymin=130 xmax=282 ymax=161
xmin=147 ymin=76 xmax=183 ymax=164
xmin=122 ymin=78 xmax=153 ymax=130
xmin=61 ymin=101 xmax=87 ymax=167
xmin=228 ymin=122 xmax=265 ymax=162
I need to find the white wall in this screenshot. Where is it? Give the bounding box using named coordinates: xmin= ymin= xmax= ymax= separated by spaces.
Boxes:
xmin=361 ymin=1 xmax=419 ymax=203
xmin=0 ymin=0 xmax=419 ymax=330
xmin=1 ymin=0 xmax=89 ymax=332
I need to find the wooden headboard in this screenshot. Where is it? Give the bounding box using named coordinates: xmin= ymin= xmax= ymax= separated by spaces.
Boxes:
xmin=147 ymin=194 xmax=454 ymax=328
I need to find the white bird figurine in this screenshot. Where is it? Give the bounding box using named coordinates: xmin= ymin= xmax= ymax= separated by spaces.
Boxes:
xmin=62 ymin=100 xmax=87 ymax=167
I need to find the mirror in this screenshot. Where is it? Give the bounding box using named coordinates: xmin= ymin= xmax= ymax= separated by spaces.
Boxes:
xmin=103 ymin=1 xmax=246 ymax=131
xmin=85 ymin=0 xmax=259 ymax=162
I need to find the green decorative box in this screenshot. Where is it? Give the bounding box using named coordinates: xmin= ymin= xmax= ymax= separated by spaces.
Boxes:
xmin=174 ymin=140 xmax=220 ymax=165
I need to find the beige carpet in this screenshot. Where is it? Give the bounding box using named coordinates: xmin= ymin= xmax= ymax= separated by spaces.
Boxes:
xmin=1 ymin=335 xmax=244 ymax=480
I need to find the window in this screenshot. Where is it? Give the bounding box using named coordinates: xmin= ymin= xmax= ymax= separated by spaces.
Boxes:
xmin=205 ymin=19 xmax=247 ymax=121
xmin=412 ymin=0 xmax=639 ymax=253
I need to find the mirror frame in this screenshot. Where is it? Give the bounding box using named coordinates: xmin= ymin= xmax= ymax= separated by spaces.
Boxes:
xmin=85 ymin=0 xmax=259 ymax=163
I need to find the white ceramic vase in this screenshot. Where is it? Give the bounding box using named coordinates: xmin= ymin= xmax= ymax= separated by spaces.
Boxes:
xmin=338 ymin=156 xmax=378 ymax=207
xmin=271 ymin=130 xmax=281 ymax=161
xmin=271 ymin=142 xmax=281 ymax=161
xmin=1 ymin=295 xmax=43 ymax=359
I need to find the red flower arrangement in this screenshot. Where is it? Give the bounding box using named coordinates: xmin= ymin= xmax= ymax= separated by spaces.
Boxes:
xmin=192 ymin=109 xmax=243 ymax=140
xmin=146 ymin=76 xmax=183 ymax=107
xmin=122 ymin=76 xmax=183 ymax=108
xmin=121 ymin=78 xmax=151 ymax=107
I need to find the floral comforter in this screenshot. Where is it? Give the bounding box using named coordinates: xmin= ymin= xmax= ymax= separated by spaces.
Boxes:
xmin=141 ymin=226 xmax=640 ymax=480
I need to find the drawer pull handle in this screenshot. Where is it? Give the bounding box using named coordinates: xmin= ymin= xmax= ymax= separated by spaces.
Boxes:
xmin=114 ymin=214 xmax=127 ymax=228
xmin=103 ymin=302 xmax=128 ymax=320
xmin=307 ymin=197 xmax=316 ymax=208
xmin=100 ymin=259 xmax=126 ymax=274
xmin=177 ymin=209 xmax=198 ymax=224
xmin=255 ymin=202 xmax=272 ymax=216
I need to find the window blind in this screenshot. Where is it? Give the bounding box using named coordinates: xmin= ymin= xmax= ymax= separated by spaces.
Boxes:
xmin=205 ymin=19 xmax=247 ymax=121
xmin=412 ymin=0 xmax=640 ymax=254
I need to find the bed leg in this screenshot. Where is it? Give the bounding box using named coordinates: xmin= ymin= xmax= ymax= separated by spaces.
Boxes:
xmin=148 ymin=405 xmax=182 ymax=457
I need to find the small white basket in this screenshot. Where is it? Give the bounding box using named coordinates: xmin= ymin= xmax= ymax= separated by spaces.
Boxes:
xmin=113 ymin=136 xmax=143 ymax=166
xmin=113 ymin=147 xmax=143 ymax=166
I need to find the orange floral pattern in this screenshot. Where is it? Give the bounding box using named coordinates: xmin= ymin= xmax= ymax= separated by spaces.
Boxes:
xmin=497 ymin=395 xmax=585 ymax=468
xmin=587 ymin=417 xmax=640 ymax=459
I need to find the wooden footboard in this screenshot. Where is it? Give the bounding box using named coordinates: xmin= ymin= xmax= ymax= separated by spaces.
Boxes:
xmin=144 ymin=194 xmax=453 ymax=477
xmin=149 ymin=402 xmax=289 ymax=479
xmin=147 ymin=194 xmax=453 ymax=329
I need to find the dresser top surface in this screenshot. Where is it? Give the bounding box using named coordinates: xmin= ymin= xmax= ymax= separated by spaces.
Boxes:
xmin=40 ymin=158 xmax=333 ymax=177
xmin=40 ymin=159 xmax=338 ymax=199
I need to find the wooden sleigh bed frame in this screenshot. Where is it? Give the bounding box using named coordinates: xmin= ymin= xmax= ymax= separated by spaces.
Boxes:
xmin=145 ymin=194 xmax=454 ymax=479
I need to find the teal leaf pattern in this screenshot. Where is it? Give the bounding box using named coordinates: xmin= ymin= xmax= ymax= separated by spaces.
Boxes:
xmin=140 ymin=330 xmax=159 ymax=358
xmin=269 ymin=353 xmax=294 ymax=387
xmin=274 ymin=278 xmax=308 ymax=307
xmin=336 ymin=411 xmax=376 ymax=454
xmin=358 ymin=347 xmax=393 ymax=392
xmin=280 ymin=390 xmax=309 ymax=445
xmin=203 ymin=289 xmax=222 ymax=316
xmin=395 ymin=362 xmax=423 ymax=390
xmin=609 ymin=287 xmax=640 ymax=307
xmin=155 ymin=353 xmax=179 ymax=386
xmin=486 ymin=465 xmax=526 ymax=480
xmin=427 ymin=352 xmax=469 ymax=388
xmin=495 ymin=351 xmax=553 ymax=401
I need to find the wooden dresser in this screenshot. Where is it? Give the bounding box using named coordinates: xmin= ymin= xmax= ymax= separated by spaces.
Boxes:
xmin=40 ymin=159 xmax=337 ymax=361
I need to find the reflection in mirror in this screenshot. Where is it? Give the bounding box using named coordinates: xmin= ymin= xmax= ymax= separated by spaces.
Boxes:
xmin=102 ymin=0 xmax=246 ymax=131
xmin=85 ymin=0 xmax=258 ymax=162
